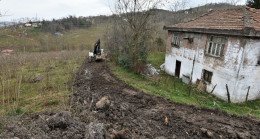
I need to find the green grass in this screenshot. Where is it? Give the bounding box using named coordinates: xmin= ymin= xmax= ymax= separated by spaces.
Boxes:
xmin=0 ymin=51 xmax=86 ymax=116
xmin=63 ymin=25 xmax=107 ymax=49
xmin=110 ymin=52 xmax=260 ymax=118
xmin=7 ymin=107 xmax=24 ymax=116
xmin=147 ymin=51 xmax=166 ymax=69
xmin=0 ymin=24 xmax=107 ymax=52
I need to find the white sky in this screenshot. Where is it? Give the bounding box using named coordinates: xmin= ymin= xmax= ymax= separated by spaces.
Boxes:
xmin=0 ymin=0 xmax=246 ymax=22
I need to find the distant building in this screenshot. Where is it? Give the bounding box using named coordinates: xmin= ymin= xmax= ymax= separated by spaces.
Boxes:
xmin=163 ymin=7 xmax=260 ymax=103
xmin=32 ymin=23 xmax=38 ymax=27
xmin=86 ymin=18 xmax=91 ymax=22
xmin=1 ymin=49 xmax=14 ymax=55
xmin=25 ymin=23 xmax=31 ymax=27
xmin=25 ymin=22 xmax=42 ymax=27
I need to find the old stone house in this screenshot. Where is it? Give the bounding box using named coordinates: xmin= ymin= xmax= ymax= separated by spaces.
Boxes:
xmin=163 ymin=7 xmax=260 ymax=103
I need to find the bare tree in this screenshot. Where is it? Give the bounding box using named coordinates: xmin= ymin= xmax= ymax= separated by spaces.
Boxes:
xmin=225 ymin=0 xmax=241 ymax=5
xmin=0 ymin=0 xmax=2 ymax=17
xmin=0 ymin=0 xmax=9 ymax=18
xmin=107 ymin=0 xmax=166 ymax=73
xmin=169 ymin=0 xmax=189 ymax=11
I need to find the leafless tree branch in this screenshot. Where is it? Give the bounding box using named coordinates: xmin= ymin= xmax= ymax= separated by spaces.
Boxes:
xmin=106 ymin=0 xmax=167 ymax=73
xmin=225 ymin=0 xmax=241 ymax=5
xmin=169 ymin=0 xmax=189 ymax=12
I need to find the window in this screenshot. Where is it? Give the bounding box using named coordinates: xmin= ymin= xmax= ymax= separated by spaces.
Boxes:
xmin=171 ymin=33 xmax=180 ymax=47
xmin=206 ymin=36 xmax=226 ymax=57
xmin=202 ymin=70 xmax=213 ymax=83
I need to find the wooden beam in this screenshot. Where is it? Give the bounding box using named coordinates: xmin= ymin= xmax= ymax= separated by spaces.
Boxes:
xmin=226 ymin=84 xmax=231 ymax=103
xmin=245 ymin=86 xmax=251 ymax=106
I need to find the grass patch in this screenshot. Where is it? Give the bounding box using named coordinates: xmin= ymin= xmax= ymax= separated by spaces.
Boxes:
xmin=147 ymin=52 xmax=165 ymax=69
xmin=0 ymin=24 xmax=105 ymax=116
xmin=0 ymin=50 xmax=86 ymax=116
xmin=7 ymin=107 xmax=24 ymax=116
xmin=109 ymin=52 xmax=260 ymax=118
xmin=0 ymin=24 xmax=107 ymax=52
xmin=46 ymin=100 xmax=59 ymax=106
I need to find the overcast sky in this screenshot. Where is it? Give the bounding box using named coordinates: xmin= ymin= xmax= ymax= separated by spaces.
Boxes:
xmin=0 ymin=0 xmax=246 ymax=22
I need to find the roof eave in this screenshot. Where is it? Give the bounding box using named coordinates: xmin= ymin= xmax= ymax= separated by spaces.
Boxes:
xmin=163 ymin=26 xmax=260 ymax=38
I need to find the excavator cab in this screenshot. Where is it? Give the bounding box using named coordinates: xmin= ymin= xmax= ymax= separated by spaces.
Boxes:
xmin=94 ymin=39 xmax=101 ymax=55
xmin=89 ymin=39 xmax=106 ymax=62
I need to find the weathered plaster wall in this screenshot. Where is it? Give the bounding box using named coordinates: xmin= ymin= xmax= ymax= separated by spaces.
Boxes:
xmin=233 ymin=39 xmax=260 ymax=102
xmin=164 ymin=31 xmax=260 ymax=103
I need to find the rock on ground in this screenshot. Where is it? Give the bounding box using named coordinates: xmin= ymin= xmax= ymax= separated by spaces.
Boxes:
xmin=85 ymin=122 xmax=106 ymax=139
xmin=144 ymin=64 xmax=159 ymax=76
xmin=96 ymin=96 xmax=110 ymax=109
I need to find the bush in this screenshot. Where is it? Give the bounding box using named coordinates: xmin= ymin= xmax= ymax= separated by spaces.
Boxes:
xmin=119 ymin=53 xmax=133 ymax=70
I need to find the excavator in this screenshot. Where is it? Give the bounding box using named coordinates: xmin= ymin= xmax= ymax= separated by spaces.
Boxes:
xmin=89 ymin=39 xmax=106 ymax=62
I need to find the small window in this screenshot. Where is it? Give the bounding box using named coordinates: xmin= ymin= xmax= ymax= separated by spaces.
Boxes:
xmin=206 ymin=36 xmax=226 ymax=57
xmin=171 ymin=33 xmax=180 ymax=47
xmin=202 ymin=69 xmax=213 ymax=83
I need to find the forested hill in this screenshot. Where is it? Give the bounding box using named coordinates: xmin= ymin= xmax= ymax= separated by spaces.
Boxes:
xmin=152 ymin=3 xmax=238 ymax=26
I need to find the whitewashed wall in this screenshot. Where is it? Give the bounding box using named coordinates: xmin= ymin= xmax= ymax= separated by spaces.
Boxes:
xmin=233 ymin=40 xmax=260 ymax=102
xmin=164 ymin=32 xmax=260 ymax=103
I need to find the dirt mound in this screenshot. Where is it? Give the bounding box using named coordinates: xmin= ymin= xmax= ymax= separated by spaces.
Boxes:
xmin=0 ymin=111 xmax=105 ymax=139
xmin=69 ymin=60 xmax=260 ymax=139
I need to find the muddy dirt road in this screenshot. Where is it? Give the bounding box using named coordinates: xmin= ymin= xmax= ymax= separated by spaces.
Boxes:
xmin=0 ymin=59 xmax=259 ymax=139
xmin=70 ymin=60 xmax=260 ymax=139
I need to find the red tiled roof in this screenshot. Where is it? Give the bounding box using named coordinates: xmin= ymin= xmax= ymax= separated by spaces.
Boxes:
xmin=168 ymin=7 xmax=260 ymax=32
xmin=1 ymin=49 xmax=14 ymax=53
xmin=248 ymin=8 xmax=260 ymax=31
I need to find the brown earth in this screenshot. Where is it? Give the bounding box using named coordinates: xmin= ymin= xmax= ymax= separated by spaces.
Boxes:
xmin=70 ymin=59 xmax=260 ymax=139
xmin=0 ymin=59 xmax=259 ymax=139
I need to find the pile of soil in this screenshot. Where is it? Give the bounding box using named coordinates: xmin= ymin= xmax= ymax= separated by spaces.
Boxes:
xmin=69 ymin=60 xmax=260 ymax=138
xmin=0 ymin=111 xmax=106 ymax=139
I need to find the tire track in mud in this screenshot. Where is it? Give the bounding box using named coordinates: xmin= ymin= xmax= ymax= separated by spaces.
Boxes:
xmin=71 ymin=59 xmax=260 ymax=139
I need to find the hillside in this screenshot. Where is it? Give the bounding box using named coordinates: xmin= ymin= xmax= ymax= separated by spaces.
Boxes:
xmin=0 ymin=24 xmax=107 ymax=52
xmin=0 ymin=3 xmax=239 ymax=53
xmin=153 ymin=3 xmax=238 ymax=26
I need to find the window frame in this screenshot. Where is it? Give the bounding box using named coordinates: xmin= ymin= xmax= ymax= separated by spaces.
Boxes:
xmin=206 ymin=36 xmax=226 ymax=57
xmin=202 ymin=69 xmax=213 ymax=83
xmin=171 ymin=33 xmax=181 ymax=48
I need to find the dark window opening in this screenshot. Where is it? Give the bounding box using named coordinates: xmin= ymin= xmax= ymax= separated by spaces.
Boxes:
xmin=202 ymin=70 xmax=213 ymax=83
xmin=171 ymin=33 xmax=181 ymax=48
xmin=206 ymin=36 xmax=226 ymax=57
xmin=257 ymin=60 xmax=260 ymax=66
